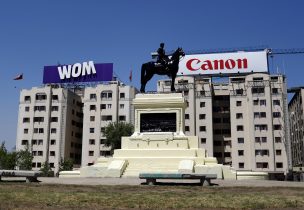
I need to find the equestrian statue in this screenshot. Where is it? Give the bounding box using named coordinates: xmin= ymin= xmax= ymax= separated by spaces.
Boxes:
xmin=140 ymin=43 xmax=185 ymax=93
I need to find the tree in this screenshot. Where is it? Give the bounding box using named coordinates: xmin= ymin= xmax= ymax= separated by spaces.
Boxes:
xmin=40 ymin=161 xmax=53 ymax=177
xmin=59 ymin=158 xmax=73 ymax=172
xmin=0 ymin=142 xmax=18 ymax=170
xmin=104 ymin=122 xmax=134 ymax=154
xmin=17 ymin=144 xmax=33 ymax=170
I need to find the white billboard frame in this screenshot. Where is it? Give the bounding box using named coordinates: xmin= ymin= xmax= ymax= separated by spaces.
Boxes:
xmin=177 ymin=50 xmax=268 ymax=76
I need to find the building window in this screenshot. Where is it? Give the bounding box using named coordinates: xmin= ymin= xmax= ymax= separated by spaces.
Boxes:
xmin=238 ymin=150 xmax=244 ymax=156
xmin=34 ymin=117 xmax=44 ymax=123
xmin=51 ymin=95 xmax=58 ymax=100
xmin=275 ymin=137 xmax=282 ymax=143
xmin=236 ymin=113 xmax=243 ymax=119
xmin=272 ymin=88 xmax=279 ymax=94
xmin=32 ymin=162 xmax=36 ymax=168
xmin=120 ymin=104 xmax=124 ymax=109
xmin=185 ymin=114 xmax=189 ymax=120
xmin=89 ymin=139 xmax=95 ymax=145
xmin=239 ymin=162 xmax=244 ymax=168
xmin=236 ymin=89 xmax=244 ymax=95
xmin=200 ymin=102 xmax=205 ymax=107
xmin=100 ymin=127 xmax=105 ymax=133
xmin=252 ymin=87 xmax=265 ymax=94
xmin=273 ymin=124 xmax=282 ymax=130
xmin=38 ymin=139 xmax=43 ymax=145
xmin=51 ymin=117 xmax=58 ymax=122
xmin=23 ymin=118 xmax=30 ymax=123
xmin=51 ymin=106 xmax=58 ymax=111
xmin=37 ymin=162 xmax=41 ymax=168
xmin=256 ymin=162 xmax=269 ymax=168
xmin=237 ymin=125 xmax=244 ymax=131
xmin=185 ymin=126 xmax=190 ymax=132
xmin=38 ymin=128 xmax=44 ymax=133
xmin=238 ymin=138 xmax=244 ymax=144
xmin=107 ymin=104 xmax=112 ymax=109
xmin=276 ymin=150 xmax=282 ymax=156
xmin=276 ymin=162 xmax=283 ymax=168
xmin=36 ymin=93 xmax=47 ymax=100
xmin=273 ymin=112 xmax=281 ymax=118
xmin=90 ymin=94 xmax=96 ymax=100
xmin=90 ymin=116 xmax=95 ymax=122
xmin=38 ymin=151 xmax=43 ymax=156
xmin=101 ymin=91 xmax=112 ymax=99
xmin=50 ymin=163 xmax=55 ymax=168
xmin=201 ymin=138 xmax=206 ymax=144
xmin=100 ymin=104 xmax=106 ymax=109
xmin=119 ymin=115 xmax=126 ymax=121
xmin=260 ymin=100 xmax=266 ymax=106
xmin=89 ymin=151 xmax=94 ymax=156
xmin=101 ymin=115 xmax=112 ymax=121
xmin=200 ymin=126 xmax=206 ymax=132
xmin=120 ymin=93 xmax=125 ymax=99
xmin=51 ymin=128 xmax=57 ymax=133
xmin=236 ymin=101 xmax=242 ymax=106
xmin=273 ymin=100 xmax=280 ymax=106
xmin=199 ymin=114 xmax=205 ymax=120
xmin=253 ymin=99 xmax=259 ymax=105
xmin=255 ymin=150 xmax=269 ymax=156
xmin=255 ymin=124 xmax=268 ymax=131
xmin=50 ymin=151 xmax=55 ymax=156
xmin=50 ymin=139 xmax=56 ymax=145
xmin=21 ymin=140 xmax=28 ymax=145
xmin=261 ymin=137 xmax=267 ymax=142
xmin=25 ymin=106 xmax=30 ymax=112
xmin=90 ymin=105 xmax=96 ymax=111
xmin=100 ymin=139 xmax=105 ymax=144
xmin=24 ymin=96 xmax=31 ymax=102
xmin=24 ymin=129 xmax=28 ymax=134
xmin=90 ymin=128 xmax=95 ymax=133
xmin=32 ymin=140 xmax=37 ymax=145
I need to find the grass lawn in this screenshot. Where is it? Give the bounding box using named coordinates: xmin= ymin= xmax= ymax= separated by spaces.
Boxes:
xmin=0 ymin=183 xmax=303 ymax=209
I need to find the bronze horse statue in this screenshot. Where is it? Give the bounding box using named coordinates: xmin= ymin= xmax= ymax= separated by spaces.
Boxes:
xmin=140 ymin=47 xmax=185 ymax=93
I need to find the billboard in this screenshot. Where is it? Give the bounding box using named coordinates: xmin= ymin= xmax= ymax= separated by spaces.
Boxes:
xmin=43 ymin=61 xmax=113 ymax=84
xmin=178 ymin=51 xmax=268 ymax=76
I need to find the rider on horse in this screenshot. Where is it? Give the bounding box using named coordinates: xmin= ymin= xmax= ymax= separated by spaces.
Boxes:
xmin=156 ymin=43 xmax=169 ymax=69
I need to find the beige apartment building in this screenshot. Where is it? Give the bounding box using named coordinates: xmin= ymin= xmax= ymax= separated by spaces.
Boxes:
xmin=16 ymin=85 xmax=83 ymax=173
xmin=81 ymin=81 xmax=136 ymax=166
xmin=157 ymin=73 xmax=290 ymax=176
xmin=16 ymin=81 xmax=136 ymax=172
xmin=288 ymin=88 xmax=304 ymax=167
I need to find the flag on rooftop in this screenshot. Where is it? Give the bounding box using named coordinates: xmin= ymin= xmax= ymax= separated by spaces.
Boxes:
xmin=13 ymin=73 xmax=23 ymax=80
xmin=129 ymin=69 xmax=132 ymax=82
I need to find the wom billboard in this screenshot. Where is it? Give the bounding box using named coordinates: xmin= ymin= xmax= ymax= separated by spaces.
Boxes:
xmin=43 ymin=61 xmax=113 ymax=84
xmin=178 ymin=51 xmax=268 ymax=76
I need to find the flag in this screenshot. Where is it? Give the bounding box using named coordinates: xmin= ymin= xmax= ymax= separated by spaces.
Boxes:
xmin=129 ymin=69 xmax=132 ymax=82
xmin=13 ymin=73 xmax=23 ymax=80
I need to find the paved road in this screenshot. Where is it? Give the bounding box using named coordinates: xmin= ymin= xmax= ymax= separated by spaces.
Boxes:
xmin=31 ymin=177 xmax=304 ymax=187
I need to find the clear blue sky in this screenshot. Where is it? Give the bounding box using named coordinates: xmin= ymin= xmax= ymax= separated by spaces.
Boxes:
xmin=1 ymin=0 xmax=304 ymax=150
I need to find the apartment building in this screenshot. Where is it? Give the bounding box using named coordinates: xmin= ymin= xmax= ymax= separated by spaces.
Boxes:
xmin=16 ymin=85 xmax=83 ymax=173
xmin=157 ymin=73 xmax=290 ymax=175
xmin=81 ymin=81 xmax=137 ymax=166
xmin=16 ymin=81 xmax=137 ymax=171
xmin=288 ymin=88 xmax=304 ymax=167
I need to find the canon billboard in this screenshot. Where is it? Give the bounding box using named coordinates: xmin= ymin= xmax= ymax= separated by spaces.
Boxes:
xmin=43 ymin=61 xmax=113 ymax=84
xmin=178 ymin=51 xmax=268 ymax=76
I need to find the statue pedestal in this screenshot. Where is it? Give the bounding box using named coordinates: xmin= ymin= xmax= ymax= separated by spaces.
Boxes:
xmin=60 ymin=93 xmax=266 ymax=180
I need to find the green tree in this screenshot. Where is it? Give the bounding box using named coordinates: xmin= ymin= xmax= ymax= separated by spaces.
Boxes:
xmin=59 ymin=158 xmax=73 ymax=172
xmin=40 ymin=161 xmax=53 ymax=177
xmin=104 ymin=122 xmax=134 ymax=154
xmin=0 ymin=142 xmax=8 ymax=169
xmin=17 ymin=144 xmax=33 ymax=170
